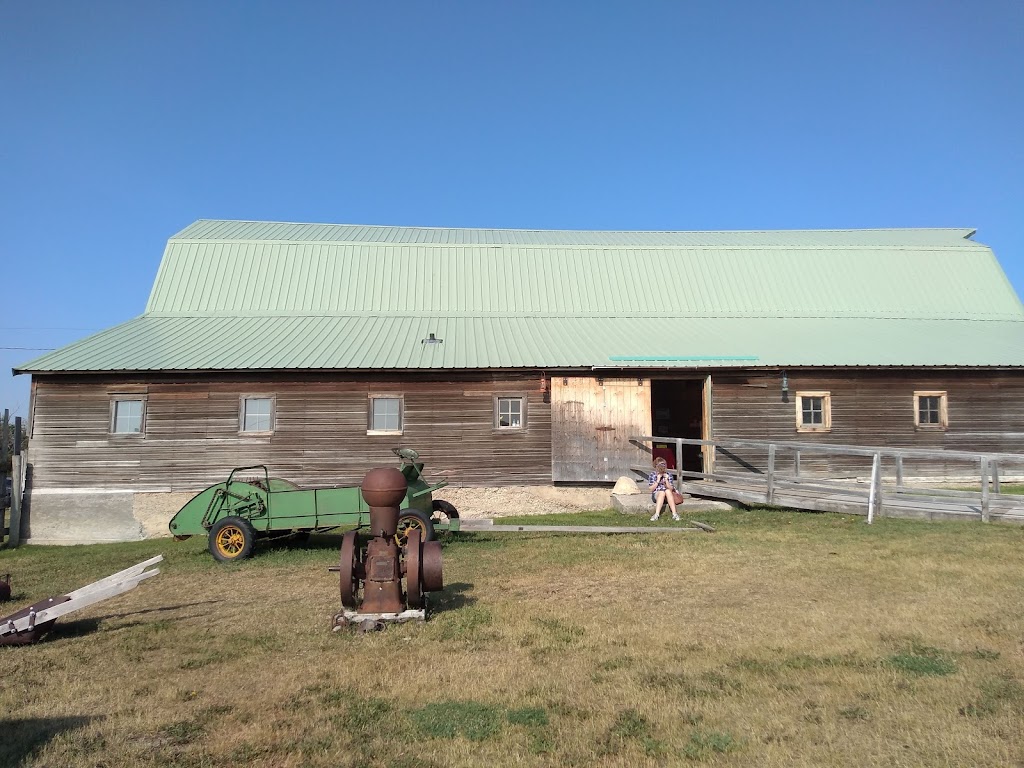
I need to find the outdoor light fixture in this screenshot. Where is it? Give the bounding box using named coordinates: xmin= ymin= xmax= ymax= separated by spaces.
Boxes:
xmin=421 ymin=333 xmax=443 ymax=345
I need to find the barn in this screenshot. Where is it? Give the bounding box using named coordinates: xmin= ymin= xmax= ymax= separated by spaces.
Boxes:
xmin=14 ymin=220 xmax=1024 ymax=542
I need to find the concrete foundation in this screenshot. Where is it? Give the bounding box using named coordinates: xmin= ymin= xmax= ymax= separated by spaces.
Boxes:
xmin=25 ymin=490 xmax=194 ymax=545
xmin=611 ymin=492 xmax=737 ymax=515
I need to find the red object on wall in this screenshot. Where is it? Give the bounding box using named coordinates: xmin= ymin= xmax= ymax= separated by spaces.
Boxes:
xmin=652 ymin=447 xmax=676 ymax=470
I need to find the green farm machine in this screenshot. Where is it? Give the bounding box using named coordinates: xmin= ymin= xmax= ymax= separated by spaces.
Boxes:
xmin=169 ymin=448 xmax=460 ymax=562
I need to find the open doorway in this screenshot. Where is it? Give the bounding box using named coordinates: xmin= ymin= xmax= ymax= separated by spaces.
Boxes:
xmin=651 ymin=378 xmax=706 ymax=474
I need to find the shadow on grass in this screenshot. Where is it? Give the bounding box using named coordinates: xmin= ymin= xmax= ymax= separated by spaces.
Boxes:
xmin=261 ymin=532 xmax=349 ymax=557
xmin=43 ymin=617 xmax=103 ymax=641
xmin=432 ymin=582 xmax=476 ymax=612
xmin=0 ymin=716 xmax=97 ymax=767
xmin=6 ymin=598 xmax=229 ymax=645
xmin=93 ymin=598 xmax=225 ymax=622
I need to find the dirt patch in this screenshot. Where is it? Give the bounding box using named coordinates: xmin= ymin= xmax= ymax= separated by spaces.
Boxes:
xmin=433 ymin=485 xmax=618 ymax=519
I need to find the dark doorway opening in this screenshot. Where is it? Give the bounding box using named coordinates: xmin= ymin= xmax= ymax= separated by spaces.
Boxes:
xmin=651 ymin=379 xmax=704 ymax=473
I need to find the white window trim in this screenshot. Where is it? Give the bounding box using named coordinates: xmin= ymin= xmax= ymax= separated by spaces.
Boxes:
xmin=367 ymin=394 xmax=404 ymax=435
xmin=914 ymin=390 xmax=948 ymax=430
xmin=795 ymin=391 xmax=831 ymax=433
xmin=494 ymin=394 xmax=527 ymax=431
xmin=110 ymin=396 xmax=147 ymax=436
xmin=239 ymin=395 xmax=276 ymax=435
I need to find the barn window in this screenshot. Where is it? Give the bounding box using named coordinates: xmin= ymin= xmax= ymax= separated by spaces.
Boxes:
xmin=240 ymin=396 xmax=275 ymax=433
xmin=495 ymin=396 xmax=526 ymax=430
xmin=795 ymin=391 xmax=831 ymax=432
xmin=368 ymin=396 xmax=403 ymax=434
xmin=914 ymin=391 xmax=947 ymax=429
xmin=111 ymin=398 xmax=145 ymax=435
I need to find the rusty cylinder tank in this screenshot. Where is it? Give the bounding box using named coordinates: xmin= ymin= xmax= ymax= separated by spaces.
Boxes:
xmin=361 ymin=467 xmax=407 ymax=538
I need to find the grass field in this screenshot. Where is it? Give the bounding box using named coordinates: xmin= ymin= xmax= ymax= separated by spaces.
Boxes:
xmin=2 ymin=508 xmax=1023 ymax=767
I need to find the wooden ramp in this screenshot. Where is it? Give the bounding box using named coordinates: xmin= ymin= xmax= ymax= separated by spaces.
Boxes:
xmin=633 ymin=436 xmax=1024 ymax=525
xmin=678 ymin=476 xmax=1024 ymax=523
xmin=0 ymin=556 xmax=163 ymax=646
xmin=458 ymin=520 xmax=710 ymax=534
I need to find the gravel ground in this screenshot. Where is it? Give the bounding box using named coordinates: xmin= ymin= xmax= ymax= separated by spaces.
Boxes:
xmin=432 ymin=485 xmax=620 ymax=519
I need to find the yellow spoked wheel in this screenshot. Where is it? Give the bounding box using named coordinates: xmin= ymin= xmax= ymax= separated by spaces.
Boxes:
xmin=208 ymin=516 xmax=256 ymax=562
xmin=395 ymin=510 xmax=434 ymax=547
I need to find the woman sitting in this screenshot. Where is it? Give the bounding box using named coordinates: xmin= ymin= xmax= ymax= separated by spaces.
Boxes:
xmin=647 ymin=458 xmax=680 ymax=521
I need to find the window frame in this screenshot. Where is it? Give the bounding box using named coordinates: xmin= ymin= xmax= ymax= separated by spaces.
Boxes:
xmin=367 ymin=394 xmax=404 ymax=435
xmin=239 ymin=395 xmax=276 ymax=435
xmin=795 ymin=391 xmax=832 ymax=433
xmin=494 ymin=394 xmax=527 ymax=431
xmin=914 ymin=390 xmax=948 ymax=430
xmin=110 ymin=396 xmax=147 ymax=436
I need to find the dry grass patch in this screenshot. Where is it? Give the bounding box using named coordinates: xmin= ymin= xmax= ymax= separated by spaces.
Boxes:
xmin=1 ymin=508 xmax=1022 ymax=766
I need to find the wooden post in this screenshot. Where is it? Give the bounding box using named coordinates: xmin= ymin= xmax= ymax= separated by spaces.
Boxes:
xmin=794 ymin=450 xmax=801 ymax=479
xmin=1 ymin=408 xmax=8 ymax=467
xmin=895 ymin=454 xmax=903 ymax=488
xmin=9 ymin=453 xmax=22 ymax=546
xmin=674 ymin=438 xmax=683 ymax=489
xmin=991 ymin=460 xmax=1000 ymax=494
xmin=980 ymin=457 xmax=990 ymax=523
xmin=13 ymin=417 xmax=21 ymax=456
xmin=766 ymin=444 xmax=776 ymax=505
xmin=867 ymin=453 xmax=881 ymax=524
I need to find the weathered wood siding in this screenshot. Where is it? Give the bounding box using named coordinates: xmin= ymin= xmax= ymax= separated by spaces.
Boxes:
xmin=711 ymin=370 xmax=1024 ymax=477
xmin=551 ymin=377 xmax=652 ymax=481
xmin=27 ymin=368 xmax=1024 ymax=494
xmin=29 ymin=372 xmax=552 ymax=491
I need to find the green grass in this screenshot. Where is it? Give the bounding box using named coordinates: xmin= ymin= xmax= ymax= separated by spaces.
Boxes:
xmin=952 ymin=483 xmax=1024 ymax=495
xmin=1 ymin=508 xmax=1023 ymax=766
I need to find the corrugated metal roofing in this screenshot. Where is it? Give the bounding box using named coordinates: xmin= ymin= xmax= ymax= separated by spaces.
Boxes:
xmin=15 ymin=220 xmax=1024 ymax=373
xmin=172 ymin=219 xmax=981 ymax=248
xmin=16 ymin=315 xmax=1024 ymax=371
xmin=145 ymin=240 xmax=1020 ymax=319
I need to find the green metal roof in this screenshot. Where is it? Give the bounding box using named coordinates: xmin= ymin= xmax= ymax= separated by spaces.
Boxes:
xmin=171 ymin=219 xmax=982 ymax=248
xmin=16 ymin=315 xmax=1024 ymax=371
xmin=16 ymin=221 xmax=1024 ymax=373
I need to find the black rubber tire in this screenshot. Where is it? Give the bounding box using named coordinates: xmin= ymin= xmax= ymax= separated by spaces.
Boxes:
xmin=208 ymin=516 xmax=257 ymax=562
xmin=431 ymin=499 xmax=459 ymax=521
xmin=396 ymin=509 xmax=434 ymax=546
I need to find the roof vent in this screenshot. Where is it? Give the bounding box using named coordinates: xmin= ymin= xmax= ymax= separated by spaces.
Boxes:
xmin=421 ymin=333 xmax=443 ymax=345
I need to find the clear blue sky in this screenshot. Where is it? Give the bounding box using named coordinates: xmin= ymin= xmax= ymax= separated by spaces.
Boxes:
xmin=2 ymin=1 xmax=1022 ymax=419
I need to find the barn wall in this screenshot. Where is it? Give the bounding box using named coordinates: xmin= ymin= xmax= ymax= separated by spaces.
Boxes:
xmin=27 ymin=371 xmax=553 ymax=494
xmin=711 ymin=370 xmax=1024 ymax=477
xmin=23 ymin=366 xmax=1024 ymax=542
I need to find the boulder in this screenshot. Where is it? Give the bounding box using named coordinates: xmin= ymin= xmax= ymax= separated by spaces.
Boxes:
xmin=611 ymin=476 xmax=640 ymax=495
xmin=611 ymin=493 xmax=652 ymax=514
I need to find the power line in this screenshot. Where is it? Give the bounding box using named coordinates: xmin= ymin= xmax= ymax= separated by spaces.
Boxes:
xmin=0 ymin=347 xmax=56 ymax=351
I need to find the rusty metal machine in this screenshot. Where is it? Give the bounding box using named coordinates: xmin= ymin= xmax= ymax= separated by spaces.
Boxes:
xmin=332 ymin=467 xmax=443 ymax=631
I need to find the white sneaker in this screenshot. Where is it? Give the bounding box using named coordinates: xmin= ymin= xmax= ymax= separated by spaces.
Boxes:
xmin=672 ymin=514 xmax=681 ymax=521
xmin=650 ymin=513 xmax=660 ymax=521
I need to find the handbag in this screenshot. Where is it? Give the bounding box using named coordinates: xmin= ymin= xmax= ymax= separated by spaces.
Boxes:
xmin=671 ymin=489 xmax=684 ymax=506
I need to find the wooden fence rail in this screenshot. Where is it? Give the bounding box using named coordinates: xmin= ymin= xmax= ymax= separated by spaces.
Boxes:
xmin=630 ymin=435 xmax=1024 ymax=524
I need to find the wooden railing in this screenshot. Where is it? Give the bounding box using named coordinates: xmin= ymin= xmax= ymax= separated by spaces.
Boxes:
xmin=630 ymin=435 xmax=1024 ymax=524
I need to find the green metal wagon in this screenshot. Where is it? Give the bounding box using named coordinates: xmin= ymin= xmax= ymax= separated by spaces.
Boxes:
xmin=168 ymin=448 xmax=460 ymax=562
